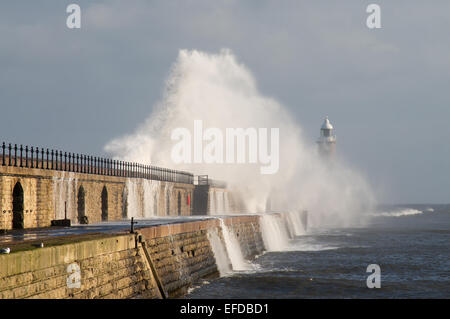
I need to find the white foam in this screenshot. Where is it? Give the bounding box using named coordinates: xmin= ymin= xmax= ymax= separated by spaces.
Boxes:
xmin=373 ymin=208 xmax=423 ymax=217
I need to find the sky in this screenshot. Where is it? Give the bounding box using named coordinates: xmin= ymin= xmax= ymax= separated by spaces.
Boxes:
xmin=0 ymin=1 xmax=449 ymax=204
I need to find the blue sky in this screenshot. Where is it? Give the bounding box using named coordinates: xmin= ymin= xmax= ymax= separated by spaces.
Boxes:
xmin=1 ymin=1 xmax=449 ymax=203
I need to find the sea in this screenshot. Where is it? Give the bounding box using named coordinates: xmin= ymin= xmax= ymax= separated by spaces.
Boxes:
xmin=187 ymin=204 xmax=450 ymax=299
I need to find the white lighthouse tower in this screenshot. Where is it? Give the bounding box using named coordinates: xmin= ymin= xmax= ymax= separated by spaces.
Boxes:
xmin=317 ymin=116 xmax=336 ymax=158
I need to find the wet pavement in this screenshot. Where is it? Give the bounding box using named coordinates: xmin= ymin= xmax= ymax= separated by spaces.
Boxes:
xmin=0 ymin=216 xmax=218 ymax=245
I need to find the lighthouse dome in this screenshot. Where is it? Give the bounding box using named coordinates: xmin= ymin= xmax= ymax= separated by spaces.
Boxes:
xmin=321 ymin=116 xmax=333 ymax=130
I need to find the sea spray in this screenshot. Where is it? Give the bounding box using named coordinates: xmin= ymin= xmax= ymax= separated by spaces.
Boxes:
xmin=209 ymin=191 xmax=216 ymax=215
xmin=283 ymin=211 xmax=307 ymax=237
xmin=53 ymin=172 xmax=77 ymax=221
xmin=373 ymin=208 xmax=423 ymax=218
xmin=126 ymin=178 xmax=161 ymax=218
xmin=105 ymin=49 xmax=376 ymax=226
xmin=143 ymin=179 xmax=160 ymax=217
xmin=259 ymin=214 xmax=291 ymax=251
xmin=164 ymin=183 xmax=174 ymax=216
xmin=125 ymin=178 xmax=141 ymax=218
xmin=224 ymin=192 xmax=230 ymax=214
xmin=218 ymin=218 xmax=251 ymax=271
xmin=207 ymin=228 xmax=232 ymax=276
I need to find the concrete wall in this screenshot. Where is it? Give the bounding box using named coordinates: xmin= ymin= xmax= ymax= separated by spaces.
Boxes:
xmin=0 ymin=215 xmax=264 ymax=299
xmin=0 ymin=165 xmax=194 ymax=230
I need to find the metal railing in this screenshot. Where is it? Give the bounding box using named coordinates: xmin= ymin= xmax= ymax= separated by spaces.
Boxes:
xmin=0 ymin=142 xmax=194 ymax=184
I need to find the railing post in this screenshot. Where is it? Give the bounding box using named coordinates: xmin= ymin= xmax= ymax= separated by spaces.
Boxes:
xmin=8 ymin=144 xmax=12 ymax=166
xmin=19 ymin=145 xmax=23 ymax=167
xmin=1 ymin=142 xmax=5 ymax=166
xmin=128 ymin=162 xmax=131 ymax=177
xmin=40 ymin=148 xmax=44 ymax=169
xmin=25 ymin=146 xmax=28 ymax=168
xmin=36 ymin=147 xmax=39 ymax=168
xmin=30 ymin=146 xmax=34 ymax=168
xmin=52 ymin=150 xmax=55 ymax=170
xmin=94 ymin=157 xmax=97 ymax=174
xmin=39 ymin=148 xmax=42 ymax=169
xmin=13 ymin=144 xmax=17 ymax=167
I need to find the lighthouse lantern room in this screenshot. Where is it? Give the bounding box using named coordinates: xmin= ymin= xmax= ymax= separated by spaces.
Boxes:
xmin=317 ymin=116 xmax=336 ymax=158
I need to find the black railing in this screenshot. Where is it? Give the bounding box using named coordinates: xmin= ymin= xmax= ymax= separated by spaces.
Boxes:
xmin=0 ymin=141 xmax=194 ymax=184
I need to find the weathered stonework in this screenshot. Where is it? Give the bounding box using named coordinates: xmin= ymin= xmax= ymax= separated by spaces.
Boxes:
xmin=0 ymin=234 xmax=160 ymax=299
xmin=0 ymin=165 xmax=194 ymax=230
xmin=0 ymin=215 xmax=265 ymax=299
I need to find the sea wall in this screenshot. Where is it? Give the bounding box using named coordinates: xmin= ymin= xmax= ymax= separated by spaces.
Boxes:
xmin=193 ymin=184 xmax=247 ymax=215
xmin=0 ymin=165 xmax=194 ymax=230
xmin=0 ymin=215 xmax=264 ymax=299
xmin=0 ymin=234 xmax=161 ymax=299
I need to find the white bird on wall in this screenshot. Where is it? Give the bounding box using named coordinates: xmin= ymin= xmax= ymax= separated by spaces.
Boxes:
xmin=0 ymin=247 xmax=11 ymax=254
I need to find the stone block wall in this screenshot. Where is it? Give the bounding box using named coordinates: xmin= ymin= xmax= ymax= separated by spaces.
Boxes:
xmin=0 ymin=234 xmax=160 ymax=299
xmin=0 ymin=165 xmax=194 ymax=230
xmin=0 ymin=215 xmax=266 ymax=299
xmin=223 ymin=216 xmax=264 ymax=259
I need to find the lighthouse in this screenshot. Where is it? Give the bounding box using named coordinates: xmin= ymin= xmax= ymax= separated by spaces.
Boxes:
xmin=317 ymin=116 xmax=336 ymax=158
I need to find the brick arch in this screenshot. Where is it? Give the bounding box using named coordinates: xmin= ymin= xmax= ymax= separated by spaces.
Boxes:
xmin=101 ymin=186 xmax=108 ymax=221
xmin=12 ymin=181 xmax=24 ymax=229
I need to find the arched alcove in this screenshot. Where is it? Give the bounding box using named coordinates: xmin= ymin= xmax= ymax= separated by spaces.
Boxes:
xmin=77 ymin=186 xmax=87 ymax=224
xmin=12 ymin=182 xmax=24 ymax=229
xmin=101 ymin=186 xmax=108 ymax=221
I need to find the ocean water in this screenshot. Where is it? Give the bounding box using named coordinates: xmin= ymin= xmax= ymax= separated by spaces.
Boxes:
xmin=187 ymin=205 xmax=450 ymax=299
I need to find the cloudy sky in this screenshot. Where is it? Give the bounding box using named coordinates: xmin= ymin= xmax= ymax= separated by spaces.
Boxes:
xmin=1 ymin=1 xmax=449 ymax=204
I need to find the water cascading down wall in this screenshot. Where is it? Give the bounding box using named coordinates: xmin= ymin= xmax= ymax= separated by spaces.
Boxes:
xmin=0 ymin=215 xmax=268 ymax=299
xmin=0 ymin=142 xmax=195 ymax=230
